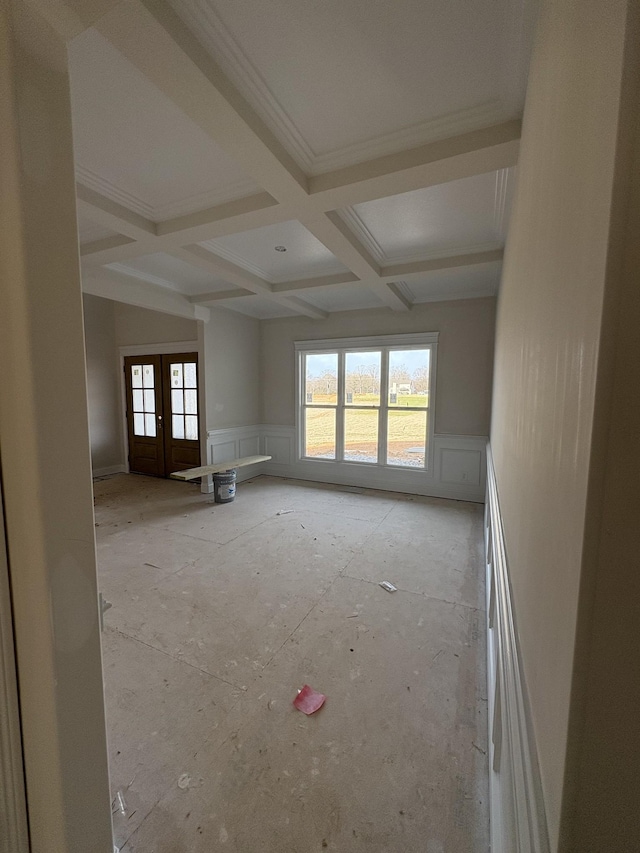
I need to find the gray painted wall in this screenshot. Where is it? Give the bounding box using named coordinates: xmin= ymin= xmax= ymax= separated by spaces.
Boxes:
xmin=204 ymin=307 xmax=261 ymax=430
xmin=114 ymin=302 xmax=198 ymax=347
xmin=490 ymin=0 xmax=638 ymax=847
xmin=82 ymin=294 xmax=123 ymax=472
xmin=260 ymin=297 xmax=496 ymax=435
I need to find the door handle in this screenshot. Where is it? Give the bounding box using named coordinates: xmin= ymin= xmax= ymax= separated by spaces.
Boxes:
xmin=157 ymin=414 xmax=163 ymax=430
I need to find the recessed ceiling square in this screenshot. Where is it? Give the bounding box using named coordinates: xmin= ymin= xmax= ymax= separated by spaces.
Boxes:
xmin=69 ymin=29 xmax=259 ymax=221
xmin=169 ymin=0 xmax=533 ymax=172
xmin=199 ymin=221 xmax=349 ymax=283
xmin=343 ymin=170 xmax=512 ymax=265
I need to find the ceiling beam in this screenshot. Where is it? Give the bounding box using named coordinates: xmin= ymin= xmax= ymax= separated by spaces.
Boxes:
xmin=269 ymin=249 xmax=503 ymax=294
xmin=187 ymin=288 xmax=254 ymax=303
xmin=271 ymin=272 xmax=361 ymax=294
xmin=308 ymin=120 xmax=521 ymax=209
xmin=380 ymin=247 xmax=505 ymax=282
xmin=82 ymin=266 xmax=210 ymax=322
xmin=95 ymin=0 xmax=309 ymax=202
xmin=78 ymin=185 xmax=294 ymax=265
xmin=76 ymin=183 xmax=156 ymax=240
xmin=80 ymin=0 xmax=520 ymax=321
xmin=300 ymin=212 xmax=412 ymax=311
xmin=171 ymin=246 xmax=327 ymax=320
xmin=24 ymin=0 xmax=120 ymax=41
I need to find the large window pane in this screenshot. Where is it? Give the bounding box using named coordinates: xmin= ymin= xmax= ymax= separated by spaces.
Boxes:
xmin=388 ymin=349 xmax=430 ymax=408
xmin=387 ymin=410 xmax=427 ymax=467
xmin=132 ymin=389 xmax=143 ymax=411
xmin=345 ymin=351 xmax=380 ymax=406
xmin=131 ymin=365 xmax=143 ymax=389
xmin=305 ymin=353 xmax=337 ymax=405
xmin=304 ymin=408 xmax=336 ymax=459
xmin=143 ymin=389 xmax=155 ymax=413
xmin=344 ymin=408 xmax=378 ymax=463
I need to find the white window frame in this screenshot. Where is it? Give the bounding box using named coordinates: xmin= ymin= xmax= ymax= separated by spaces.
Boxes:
xmin=295 ymin=332 xmax=438 ymax=473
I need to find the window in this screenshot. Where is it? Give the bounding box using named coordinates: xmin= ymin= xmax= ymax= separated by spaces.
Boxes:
xmin=297 ymin=333 xmax=437 ymax=470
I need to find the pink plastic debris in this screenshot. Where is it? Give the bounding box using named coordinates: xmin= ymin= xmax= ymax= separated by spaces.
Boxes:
xmin=293 ymin=684 xmax=326 ymax=715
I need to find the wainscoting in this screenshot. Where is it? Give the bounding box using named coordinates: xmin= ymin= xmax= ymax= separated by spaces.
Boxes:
xmin=206 ymin=424 xmax=488 ymax=502
xmin=485 ymin=446 xmax=549 ymax=853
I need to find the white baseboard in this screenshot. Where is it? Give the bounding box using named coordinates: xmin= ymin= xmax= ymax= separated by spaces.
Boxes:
xmin=92 ymin=464 xmax=127 ymax=478
xmin=485 ymin=445 xmax=549 ymax=853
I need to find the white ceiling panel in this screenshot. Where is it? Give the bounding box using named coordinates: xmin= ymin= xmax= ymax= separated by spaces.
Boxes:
xmin=200 ymin=221 xmax=349 ymax=282
xmin=300 ymin=284 xmax=384 ymax=313
xmin=68 ymin=29 xmax=260 ymax=220
xmin=406 ymin=263 xmax=501 ymax=303
xmin=345 ymin=170 xmax=512 ymax=264
xmin=105 ymin=253 xmax=232 ymax=296
xmin=213 ymin=296 xmax=301 ymax=319
xmin=170 ymin=0 xmax=534 ymax=172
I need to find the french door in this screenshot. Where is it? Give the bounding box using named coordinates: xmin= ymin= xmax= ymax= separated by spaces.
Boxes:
xmin=124 ymin=352 xmax=201 ymax=477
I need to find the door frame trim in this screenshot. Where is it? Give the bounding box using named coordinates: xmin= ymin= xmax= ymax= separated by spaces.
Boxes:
xmin=118 ymin=341 xmax=200 ymax=474
xmin=0 ymin=476 xmax=30 ymax=853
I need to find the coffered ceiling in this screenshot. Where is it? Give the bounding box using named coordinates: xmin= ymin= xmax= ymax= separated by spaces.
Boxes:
xmin=64 ymin=0 xmax=536 ymax=321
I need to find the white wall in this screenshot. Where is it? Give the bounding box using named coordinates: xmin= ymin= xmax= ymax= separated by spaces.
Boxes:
xmin=82 ymin=293 xmax=123 ymax=473
xmin=490 ymin=0 xmax=637 ymax=848
xmin=257 ymin=298 xmax=495 ymax=500
xmin=203 ymin=306 xmax=261 ymax=430
xmin=261 ymin=297 xmax=496 ymax=434
xmin=0 ymin=2 xmax=112 ymax=848
xmin=114 ymin=302 xmax=198 ymax=347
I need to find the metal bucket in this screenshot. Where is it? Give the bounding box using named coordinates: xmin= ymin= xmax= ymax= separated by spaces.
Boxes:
xmin=213 ymin=469 xmax=237 ymax=503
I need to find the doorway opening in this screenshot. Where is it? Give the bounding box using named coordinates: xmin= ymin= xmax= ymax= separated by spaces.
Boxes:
xmin=123 ymin=352 xmax=201 ymax=477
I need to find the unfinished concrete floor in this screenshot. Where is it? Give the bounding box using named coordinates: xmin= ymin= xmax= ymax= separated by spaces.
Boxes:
xmin=94 ymin=473 xmax=488 ymax=852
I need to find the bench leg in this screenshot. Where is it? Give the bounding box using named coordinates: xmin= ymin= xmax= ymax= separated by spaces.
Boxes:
xmin=201 ymin=473 xmax=214 ymax=495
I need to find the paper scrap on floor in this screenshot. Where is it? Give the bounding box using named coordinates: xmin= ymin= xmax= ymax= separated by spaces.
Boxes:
xmin=293 ymin=684 xmax=326 ymax=714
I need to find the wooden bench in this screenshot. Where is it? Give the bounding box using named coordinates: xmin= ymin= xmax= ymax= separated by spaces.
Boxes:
xmin=169 ymin=455 xmax=272 ymax=481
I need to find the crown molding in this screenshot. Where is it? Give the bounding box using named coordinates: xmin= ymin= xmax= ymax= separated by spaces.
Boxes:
xmin=493 ymin=167 xmax=511 ymax=238
xmin=337 ymin=208 xmax=386 ymax=266
xmin=169 ymin=0 xmax=316 ymax=172
xmin=169 ymin=0 xmax=519 ymax=178
xmin=75 ymin=164 xmax=259 ymax=224
xmin=393 ymin=281 xmax=414 ymax=303
xmin=152 ymin=180 xmax=259 ymax=221
xmin=76 ymin=165 xmax=154 ymax=219
xmin=310 ymin=102 xmax=514 ymax=176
